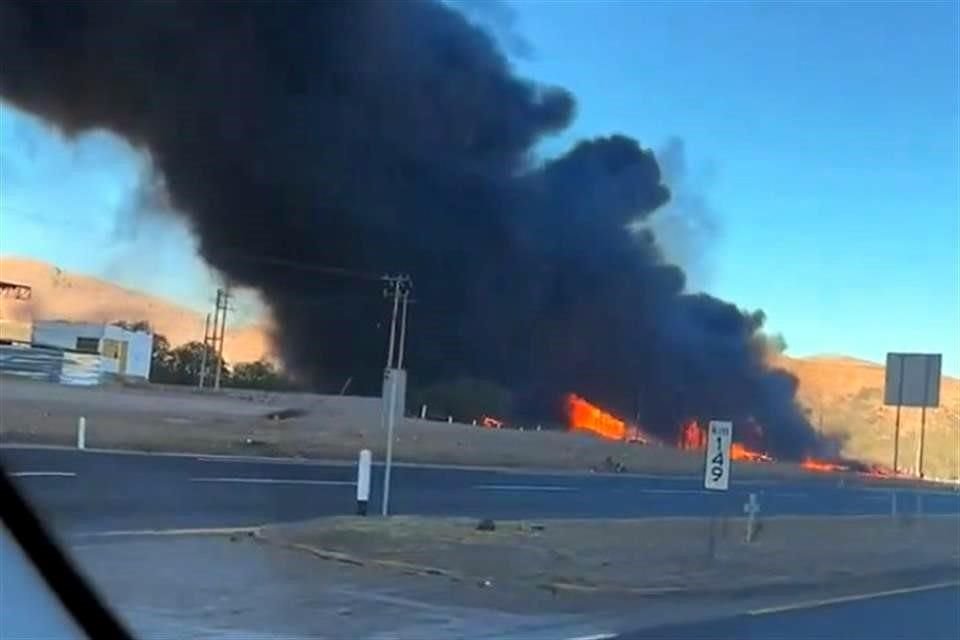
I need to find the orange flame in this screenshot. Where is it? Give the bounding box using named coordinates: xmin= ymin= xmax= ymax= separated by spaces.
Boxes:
xmin=732 ymin=442 xmax=773 ymax=463
xmin=565 ymin=394 xmax=626 ymax=440
xmin=679 ymin=421 xmax=772 ymax=462
xmin=678 ymin=420 xmax=705 ymax=449
xmin=802 ymin=457 xmax=849 ymax=473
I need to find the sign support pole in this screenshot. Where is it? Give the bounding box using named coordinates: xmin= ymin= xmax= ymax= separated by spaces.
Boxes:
xmin=915 ymin=358 xmax=932 ymax=478
xmin=893 ymin=356 xmax=905 ymax=474
xmin=893 ymin=403 xmax=901 ymax=474
xmin=885 ymin=352 xmax=940 ymax=476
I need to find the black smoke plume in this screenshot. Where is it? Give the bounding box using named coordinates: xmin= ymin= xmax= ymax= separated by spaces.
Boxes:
xmin=0 ymin=0 xmax=821 ymax=457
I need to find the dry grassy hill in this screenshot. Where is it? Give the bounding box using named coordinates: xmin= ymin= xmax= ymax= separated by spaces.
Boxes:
xmin=0 ymin=257 xmax=272 ymax=364
xmin=776 ymin=354 xmax=959 ymax=479
xmin=2 ymin=257 xmax=957 ymax=478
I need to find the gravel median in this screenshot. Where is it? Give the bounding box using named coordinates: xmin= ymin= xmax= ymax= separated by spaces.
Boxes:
xmin=259 ymin=515 xmax=960 ymax=596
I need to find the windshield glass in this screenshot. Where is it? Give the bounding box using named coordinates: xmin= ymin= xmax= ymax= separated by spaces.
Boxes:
xmin=1 ymin=2 xmax=958 ymax=639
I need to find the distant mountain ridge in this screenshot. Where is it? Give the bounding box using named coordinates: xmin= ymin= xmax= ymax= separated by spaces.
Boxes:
xmin=0 ymin=257 xmax=272 ymax=364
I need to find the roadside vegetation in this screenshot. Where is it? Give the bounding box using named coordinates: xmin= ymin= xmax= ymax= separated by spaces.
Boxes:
xmin=114 ymin=320 xmax=297 ymax=391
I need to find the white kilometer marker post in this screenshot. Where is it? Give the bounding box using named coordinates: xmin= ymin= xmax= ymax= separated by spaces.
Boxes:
xmin=357 ymin=449 xmax=372 ymax=516
xmin=703 ymin=420 xmax=732 ymax=491
xmin=77 ymin=416 xmax=86 ymax=450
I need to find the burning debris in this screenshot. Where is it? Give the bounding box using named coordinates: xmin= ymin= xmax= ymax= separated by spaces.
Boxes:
xmin=731 ymin=443 xmax=772 ymax=463
xmin=480 ymin=416 xmax=504 ymax=429
xmin=679 ymin=420 xmax=706 ymax=450
xmin=801 ymin=458 xmax=849 ymax=473
xmin=678 ymin=419 xmax=770 ymax=462
xmin=1 ymin=0 xmax=822 ymax=460
xmin=674 ymin=417 xmax=892 ymax=475
xmin=566 ymin=394 xmax=627 ymax=441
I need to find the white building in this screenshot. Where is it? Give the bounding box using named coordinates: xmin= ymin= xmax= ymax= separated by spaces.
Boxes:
xmin=32 ymin=321 xmax=154 ymax=380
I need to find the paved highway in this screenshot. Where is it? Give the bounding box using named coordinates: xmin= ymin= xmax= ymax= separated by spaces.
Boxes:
xmin=3 ymin=445 xmax=959 ymax=640
xmin=620 ymin=583 xmax=960 ymax=640
xmin=3 ymin=445 xmax=958 ymax=534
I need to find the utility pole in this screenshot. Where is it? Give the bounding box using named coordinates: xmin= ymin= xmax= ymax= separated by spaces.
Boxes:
xmin=199 ymin=288 xmax=230 ymax=389
xmin=214 ymin=287 xmax=230 ymax=390
xmin=396 ymin=286 xmax=410 ymax=369
xmin=381 ymin=274 xmax=411 ymax=516
xmin=198 ymin=311 xmax=212 ymax=389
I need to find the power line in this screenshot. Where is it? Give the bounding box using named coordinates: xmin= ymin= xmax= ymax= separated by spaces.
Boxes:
xmin=216 ymin=250 xmax=385 ymax=282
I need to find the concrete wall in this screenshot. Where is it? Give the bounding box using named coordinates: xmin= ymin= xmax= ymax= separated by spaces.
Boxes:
xmin=33 ymin=321 xmax=105 ymax=350
xmin=124 ymin=331 xmax=153 ymax=380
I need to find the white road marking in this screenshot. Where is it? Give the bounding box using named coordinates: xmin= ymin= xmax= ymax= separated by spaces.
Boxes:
xmin=747 ymin=581 xmax=960 ymax=615
xmin=74 ymin=526 xmax=260 ymax=538
xmin=564 ymin=634 xmax=617 ymax=640
xmin=190 ymin=476 xmax=354 ymax=486
xmin=0 ymin=443 xmax=699 ymax=479
xmin=473 ymin=484 xmax=577 ymax=492
xmin=195 ymin=456 xmax=316 ymax=465
xmin=634 ymin=488 xmax=709 ymax=495
xmin=9 ymin=471 xmax=77 ymax=478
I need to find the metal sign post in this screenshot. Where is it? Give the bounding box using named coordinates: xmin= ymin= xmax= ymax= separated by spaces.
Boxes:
xmin=704 ymin=420 xmax=733 ymax=491
xmin=884 ymin=353 xmax=941 ymax=478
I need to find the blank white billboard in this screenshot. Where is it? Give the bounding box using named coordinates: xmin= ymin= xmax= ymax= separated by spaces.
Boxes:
xmin=884 ymin=353 xmax=941 ymax=408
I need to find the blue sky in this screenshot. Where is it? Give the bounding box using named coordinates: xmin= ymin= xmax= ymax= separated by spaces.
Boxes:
xmin=1 ymin=1 xmax=958 ymax=373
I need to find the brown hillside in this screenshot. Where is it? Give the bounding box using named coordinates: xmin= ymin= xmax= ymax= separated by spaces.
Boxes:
xmin=776 ymin=355 xmax=959 ymax=479
xmin=0 ymin=257 xmax=272 ymax=364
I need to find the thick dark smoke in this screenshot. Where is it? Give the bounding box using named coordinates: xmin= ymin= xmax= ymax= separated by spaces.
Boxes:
xmin=0 ymin=0 xmax=821 ymax=457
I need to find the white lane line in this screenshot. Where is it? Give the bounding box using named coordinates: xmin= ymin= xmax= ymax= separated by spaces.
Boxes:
xmin=631 ymin=488 xmax=707 ymax=494
xmin=190 ymin=476 xmax=354 ymax=486
xmin=0 ymin=443 xmax=699 ymax=479
xmin=9 ymin=471 xmax=77 ymax=478
xmin=473 ymin=484 xmax=577 ymax=492
xmin=747 ymin=581 xmax=960 ymax=615
xmin=564 ymin=634 xmax=617 ymax=640
xmin=195 ymin=456 xmax=315 ymax=465
xmin=74 ymin=526 xmax=260 ymax=538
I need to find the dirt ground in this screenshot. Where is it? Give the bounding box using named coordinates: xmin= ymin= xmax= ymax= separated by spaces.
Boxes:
xmin=0 ymin=376 xmax=816 ymax=478
xmin=0 ymin=376 xmax=934 ymax=482
xmin=260 ymin=514 xmax=960 ymax=595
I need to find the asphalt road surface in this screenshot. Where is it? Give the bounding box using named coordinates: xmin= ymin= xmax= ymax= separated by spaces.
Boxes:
xmin=3 ymin=445 xmax=958 ymax=534
xmin=3 ymin=445 xmax=959 ymax=640
xmin=620 ymin=584 xmax=960 ymax=640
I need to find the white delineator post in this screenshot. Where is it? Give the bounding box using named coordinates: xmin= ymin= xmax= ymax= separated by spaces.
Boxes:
xmin=420 ymin=404 xmax=427 ymax=419
xmin=743 ymin=492 xmax=760 ymax=542
xmin=77 ymin=416 xmax=86 ymax=450
xmin=356 ymin=449 xmax=372 ymax=516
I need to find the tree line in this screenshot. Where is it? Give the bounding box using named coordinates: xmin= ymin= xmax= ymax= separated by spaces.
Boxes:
xmin=113 ymin=321 xmax=296 ymax=391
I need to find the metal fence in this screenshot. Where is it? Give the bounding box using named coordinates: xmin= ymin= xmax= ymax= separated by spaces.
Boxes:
xmin=0 ymin=345 xmax=104 ymax=386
